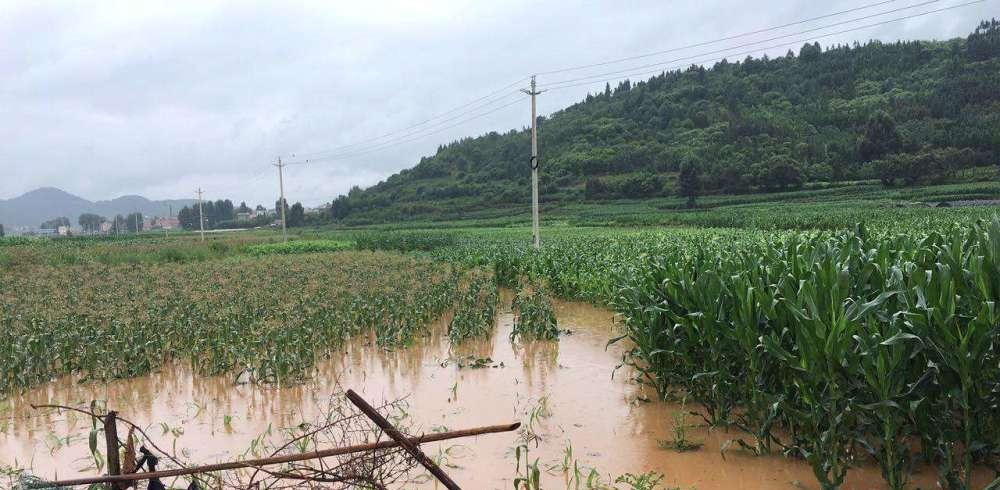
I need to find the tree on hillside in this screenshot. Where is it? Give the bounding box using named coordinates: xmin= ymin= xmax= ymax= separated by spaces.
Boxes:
xmin=125 ymin=212 xmax=144 ymax=233
xmin=858 ymin=111 xmax=902 ymax=162
xmin=109 ymin=214 xmax=126 ymax=234
xmin=329 ymin=195 xmax=351 ymax=220
xmin=0 ymin=224 xmax=5 ymax=238
xmin=78 ymin=213 xmax=104 ymax=234
xmin=758 ymin=156 xmax=806 ymax=191
xmin=213 ymin=199 xmax=235 ymax=224
xmin=202 ymin=201 xmax=216 ymax=227
xmin=799 ymin=42 xmax=822 ymax=63
xmin=967 ymin=19 xmax=1000 ymax=61
xmin=40 ymin=217 xmax=70 ymax=229
xmin=275 ymin=199 xmax=289 ymax=221
xmin=876 ymin=147 xmax=977 ymax=187
xmin=678 ymin=161 xmax=700 ymax=208
xmin=288 ymin=202 xmax=305 ymax=227
xmin=584 ymin=178 xmax=610 ymax=200
xmin=238 ymin=201 xmax=251 ymax=214
xmin=178 ymin=206 xmax=195 ymax=230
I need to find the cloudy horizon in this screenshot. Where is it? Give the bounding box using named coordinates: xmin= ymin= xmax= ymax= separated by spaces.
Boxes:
xmin=2 ymin=0 xmax=992 ymax=207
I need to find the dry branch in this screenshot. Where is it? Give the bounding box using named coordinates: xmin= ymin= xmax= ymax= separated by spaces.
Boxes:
xmin=26 ymin=423 xmax=520 ymax=489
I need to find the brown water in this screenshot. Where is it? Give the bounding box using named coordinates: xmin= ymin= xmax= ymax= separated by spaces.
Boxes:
xmin=0 ymin=300 xmax=989 ymax=489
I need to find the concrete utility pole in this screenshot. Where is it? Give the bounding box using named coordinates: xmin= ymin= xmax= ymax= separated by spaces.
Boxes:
xmin=274 ymin=157 xmax=288 ymax=243
xmin=521 ymin=75 xmax=544 ymax=249
xmin=196 ymin=188 xmax=205 ymax=242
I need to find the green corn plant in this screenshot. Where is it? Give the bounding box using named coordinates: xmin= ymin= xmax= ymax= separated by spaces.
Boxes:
xmin=657 ymin=397 xmax=703 ymax=452
xmin=728 ymin=260 xmax=784 ymax=455
xmin=448 ymin=271 xmax=499 ymax=343
xmin=513 ymin=444 xmax=543 ymax=490
xmin=608 ymin=257 xmax=678 ymax=400
xmin=511 ymin=280 xmax=559 ymax=342
xmin=665 ymin=263 xmax=739 ymax=426
xmin=853 ymin=311 xmax=927 ymax=490
xmin=901 ymin=222 xmax=1000 ymax=489
xmin=764 ymin=239 xmax=894 ymax=490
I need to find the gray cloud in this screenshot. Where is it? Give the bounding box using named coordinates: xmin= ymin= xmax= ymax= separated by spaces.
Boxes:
xmin=1 ymin=0 xmax=991 ymax=206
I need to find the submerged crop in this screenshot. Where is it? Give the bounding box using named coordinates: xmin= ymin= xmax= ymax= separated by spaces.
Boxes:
xmin=0 ymin=251 xmax=458 ymax=392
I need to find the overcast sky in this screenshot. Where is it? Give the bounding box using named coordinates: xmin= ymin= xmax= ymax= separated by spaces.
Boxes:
xmin=1 ymin=0 xmax=991 ymax=206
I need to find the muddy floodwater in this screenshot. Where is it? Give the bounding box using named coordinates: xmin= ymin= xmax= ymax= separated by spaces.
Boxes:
xmin=0 ymin=299 xmax=990 ymax=489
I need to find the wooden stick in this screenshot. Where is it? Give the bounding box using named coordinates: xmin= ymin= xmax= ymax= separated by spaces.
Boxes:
xmin=26 ymin=422 xmax=520 ymax=488
xmin=346 ymin=389 xmax=462 ymax=490
xmin=104 ymin=411 xmax=122 ymax=488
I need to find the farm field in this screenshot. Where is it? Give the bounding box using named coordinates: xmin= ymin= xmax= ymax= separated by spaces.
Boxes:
xmin=1 ymin=204 xmax=999 ymax=489
xmin=3 ymin=298 xmax=993 ymax=489
xmin=4 ymin=7 xmax=998 ymax=489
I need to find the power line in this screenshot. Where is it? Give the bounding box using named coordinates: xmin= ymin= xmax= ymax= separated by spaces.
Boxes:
xmin=285 ymin=0 xmax=950 ymax=165
xmin=540 ymin=0 xmax=944 ymax=89
xmin=284 ymin=93 xmax=527 ymax=164
xmin=275 ymin=0 xmax=981 ymax=170
xmin=285 ymin=95 xmax=524 ymax=165
xmin=541 ymin=0 xmax=985 ymax=92
xmin=291 ymin=77 xmax=530 ymax=160
xmin=290 ymin=89 xmax=523 ymax=161
xmin=196 ymin=167 xmax=271 ymax=200
xmin=535 ymin=0 xmax=903 ymax=76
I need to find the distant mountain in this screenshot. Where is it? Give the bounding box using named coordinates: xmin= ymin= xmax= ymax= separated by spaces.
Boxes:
xmin=0 ymin=187 xmax=196 ymax=229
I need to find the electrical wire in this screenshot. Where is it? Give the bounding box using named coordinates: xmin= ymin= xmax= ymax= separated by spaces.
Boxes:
xmin=290 ymin=77 xmax=530 ymax=160
xmin=286 ymin=95 xmax=527 ymax=164
xmin=535 ymin=0 xmax=903 ymax=76
xmin=540 ymin=0 xmax=943 ymax=88
xmin=285 ymin=0 xmax=957 ymax=165
xmin=541 ymin=0 xmax=985 ymax=92
xmin=275 ymin=0 xmax=982 ymax=171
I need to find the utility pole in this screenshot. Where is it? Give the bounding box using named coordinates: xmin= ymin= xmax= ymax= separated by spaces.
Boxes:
xmin=196 ymin=188 xmax=205 ymax=242
xmin=274 ymin=157 xmax=288 ymax=242
xmin=521 ymin=75 xmax=544 ymax=249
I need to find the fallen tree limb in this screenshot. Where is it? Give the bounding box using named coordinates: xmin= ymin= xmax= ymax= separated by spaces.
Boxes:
xmin=26 ymin=422 xmax=520 ymax=489
xmin=346 ymin=389 xmax=461 ymax=490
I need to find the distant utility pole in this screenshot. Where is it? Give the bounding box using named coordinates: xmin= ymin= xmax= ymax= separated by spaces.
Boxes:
xmin=196 ymin=188 xmax=205 ymax=242
xmin=521 ymin=75 xmax=545 ymax=249
xmin=274 ymin=157 xmax=288 ymax=243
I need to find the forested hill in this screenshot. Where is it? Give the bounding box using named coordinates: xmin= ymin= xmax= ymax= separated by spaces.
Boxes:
xmin=328 ymin=20 xmax=1000 ymax=224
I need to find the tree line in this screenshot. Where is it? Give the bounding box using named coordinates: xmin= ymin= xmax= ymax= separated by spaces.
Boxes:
xmin=31 ymin=198 xmax=318 ymax=235
xmin=176 ymin=199 xmax=308 ymax=231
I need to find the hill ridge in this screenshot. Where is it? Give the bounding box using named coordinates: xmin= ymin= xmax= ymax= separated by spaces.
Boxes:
xmin=326 ymin=20 xmax=999 ymax=224
xmin=0 ymin=187 xmax=196 ymax=229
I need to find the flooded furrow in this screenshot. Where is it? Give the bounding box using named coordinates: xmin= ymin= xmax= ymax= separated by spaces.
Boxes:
xmin=0 ymin=299 xmax=987 ymax=489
